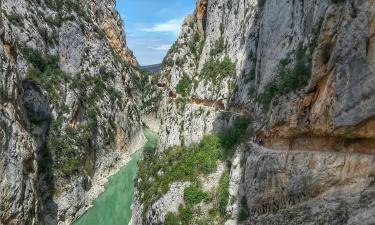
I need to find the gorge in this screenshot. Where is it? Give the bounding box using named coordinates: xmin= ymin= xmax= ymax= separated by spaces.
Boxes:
xmin=1 ymin=0 xmax=375 ymax=225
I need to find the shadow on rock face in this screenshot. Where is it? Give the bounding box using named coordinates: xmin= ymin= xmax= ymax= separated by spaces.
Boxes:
xmin=22 ymin=80 xmax=59 ymax=225
xmin=22 ymin=80 xmax=51 ymax=125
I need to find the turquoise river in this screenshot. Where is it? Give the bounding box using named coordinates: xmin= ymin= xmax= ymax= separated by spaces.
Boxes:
xmin=73 ymin=128 xmax=159 ymax=225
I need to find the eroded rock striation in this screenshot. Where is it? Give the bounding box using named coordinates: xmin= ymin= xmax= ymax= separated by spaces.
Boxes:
xmin=0 ymin=0 xmax=142 ymax=224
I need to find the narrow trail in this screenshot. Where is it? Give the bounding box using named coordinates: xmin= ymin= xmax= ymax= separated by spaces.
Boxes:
xmin=166 ymin=90 xmax=375 ymax=157
xmin=167 ymin=91 xmax=247 ymax=116
xmin=252 ymin=142 xmax=375 ymax=157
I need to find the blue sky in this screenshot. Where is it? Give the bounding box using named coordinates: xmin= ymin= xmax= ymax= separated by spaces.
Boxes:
xmin=116 ymin=0 xmax=196 ymax=65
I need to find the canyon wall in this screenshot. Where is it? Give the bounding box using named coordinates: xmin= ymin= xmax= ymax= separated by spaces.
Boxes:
xmin=0 ymin=0 xmax=142 ymax=224
xmin=135 ymin=0 xmax=375 ymax=224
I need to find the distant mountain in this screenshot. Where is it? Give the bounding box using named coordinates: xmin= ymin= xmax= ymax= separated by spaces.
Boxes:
xmin=141 ymin=64 xmax=162 ymax=73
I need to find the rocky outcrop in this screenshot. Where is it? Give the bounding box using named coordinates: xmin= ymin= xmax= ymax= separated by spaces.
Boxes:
xmin=260 ymin=0 xmax=375 ymax=151
xmin=85 ymin=0 xmax=137 ymax=66
xmin=0 ymin=0 xmax=142 ymax=224
xmin=243 ymin=144 xmax=375 ymax=225
xmin=145 ymin=182 xmax=190 ymax=225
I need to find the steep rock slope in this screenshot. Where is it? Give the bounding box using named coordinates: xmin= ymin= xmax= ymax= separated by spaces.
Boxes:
xmin=0 ymin=0 xmax=142 ymax=224
xmin=136 ymin=0 xmax=375 ymax=224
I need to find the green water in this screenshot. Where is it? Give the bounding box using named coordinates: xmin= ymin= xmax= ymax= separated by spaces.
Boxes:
xmin=73 ymin=128 xmax=159 ymax=225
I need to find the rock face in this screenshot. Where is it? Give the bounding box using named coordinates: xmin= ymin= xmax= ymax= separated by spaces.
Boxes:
xmin=135 ymin=0 xmax=375 ymax=224
xmin=261 ymin=0 xmax=375 ymax=151
xmin=0 ymin=0 xmax=142 ymax=224
xmin=243 ymin=144 xmax=375 ymax=225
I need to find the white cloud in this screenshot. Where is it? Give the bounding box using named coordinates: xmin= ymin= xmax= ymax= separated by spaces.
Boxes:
xmin=142 ymin=18 xmax=183 ymax=36
xmin=127 ymin=36 xmax=172 ymax=65
xmin=149 ymin=44 xmax=172 ymax=51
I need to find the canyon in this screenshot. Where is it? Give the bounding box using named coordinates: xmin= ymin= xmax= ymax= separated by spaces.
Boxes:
xmin=1 ymin=0 xmax=375 ymax=225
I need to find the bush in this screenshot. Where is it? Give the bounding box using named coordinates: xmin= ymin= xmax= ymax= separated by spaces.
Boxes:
xmin=45 ymin=15 xmax=62 ymax=27
xmin=6 ymin=13 xmax=23 ymax=26
xmin=238 ymin=197 xmax=249 ymax=222
xmin=217 ymin=171 xmax=230 ymax=217
xmin=184 ymin=184 xmax=208 ymax=205
xmin=137 ymin=117 xmax=249 ymax=218
xmin=137 ymin=135 xmax=223 ymax=216
xmin=175 ymin=56 xmax=185 ymax=67
xmin=65 ymin=0 xmax=89 ymax=20
xmin=164 ymin=212 xmax=178 ymax=225
xmin=189 ymin=32 xmax=203 ymax=58
xmin=142 ymin=92 xmax=163 ymax=111
xmin=210 ymin=36 xmax=225 ymax=56
xmin=200 ymin=56 xmax=236 ymax=86
xmin=48 ymin=116 xmax=93 ymax=177
xmin=257 ymin=43 xmax=311 ymax=108
xmin=179 ymin=205 xmax=194 ymax=224
xmin=23 ymin=47 xmax=68 ymax=108
xmin=220 ymin=117 xmax=251 ymax=159
xmin=176 ymin=74 xmax=192 ymax=97
xmin=257 ymin=18 xmax=324 ymax=109
xmin=44 ymin=0 xmax=63 ymax=11
xmin=22 ymin=47 xmax=123 ymax=177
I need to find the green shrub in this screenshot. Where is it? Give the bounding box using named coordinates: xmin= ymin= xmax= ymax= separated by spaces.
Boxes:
xmin=175 ymin=57 xmax=183 ymax=67
xmin=137 ymin=117 xmax=249 ymax=218
xmin=217 ymin=171 xmax=230 ymax=217
xmin=220 ymin=117 xmax=251 ymax=159
xmin=47 ymin=116 xmax=94 ymax=177
xmin=184 ymin=184 xmax=208 ymax=205
xmin=137 ymin=135 xmax=223 ymax=216
xmin=179 ymin=205 xmax=194 ymax=224
xmin=165 ymin=205 xmax=195 ymax=225
xmin=22 ymin=47 xmax=69 ymax=108
xmin=21 ymin=47 xmax=46 ymax=69
xmin=200 ymin=56 xmax=236 ymax=86
xmin=45 ymin=15 xmax=62 ymax=27
xmin=257 ymin=18 xmax=324 ymax=109
xmin=0 ymin=201 xmax=4 ymax=211
xmin=70 ymin=73 xmax=122 ymax=107
xmin=257 ymin=43 xmax=311 ymax=108
xmin=6 ymin=13 xmax=24 ymax=26
xmin=44 ymin=0 xmax=63 ymax=11
xmin=176 ymin=74 xmax=192 ymax=97
xmin=64 ymin=0 xmax=90 ymax=21
xmin=238 ymin=196 xmax=249 ymax=222
xmin=189 ymin=32 xmax=203 ymax=59
xmin=142 ymin=92 xmax=163 ymax=111
xmin=162 ymin=41 xmax=180 ymax=66
xmin=165 ymin=212 xmax=178 ymax=225
xmin=210 ymin=36 xmax=225 ymax=56
xmin=22 ymin=47 xmax=123 ymax=177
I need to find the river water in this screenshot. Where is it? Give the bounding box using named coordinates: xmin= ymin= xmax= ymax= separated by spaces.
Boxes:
xmin=73 ymin=128 xmax=159 ymax=225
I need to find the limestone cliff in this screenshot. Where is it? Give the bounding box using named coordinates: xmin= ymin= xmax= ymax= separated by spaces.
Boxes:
xmin=135 ymin=0 xmax=375 ymax=224
xmin=0 ymin=0 xmax=142 ymax=224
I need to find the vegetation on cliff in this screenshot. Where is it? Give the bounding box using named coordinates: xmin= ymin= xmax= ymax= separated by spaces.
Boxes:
xmin=23 ymin=46 xmax=122 ymax=177
xmin=257 ymin=18 xmax=323 ymax=108
xmin=176 ymin=74 xmax=193 ymax=97
xmin=136 ymin=117 xmax=251 ymax=223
